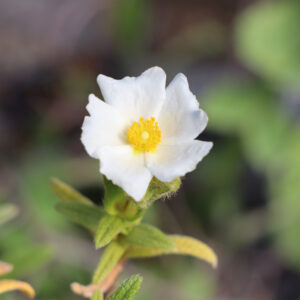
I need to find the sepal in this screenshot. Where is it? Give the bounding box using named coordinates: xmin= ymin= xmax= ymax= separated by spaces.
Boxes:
xmin=138 ymin=177 xmax=181 ymax=209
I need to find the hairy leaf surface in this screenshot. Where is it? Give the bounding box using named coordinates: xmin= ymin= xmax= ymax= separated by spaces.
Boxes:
xmin=125 ymin=234 xmax=217 ymax=267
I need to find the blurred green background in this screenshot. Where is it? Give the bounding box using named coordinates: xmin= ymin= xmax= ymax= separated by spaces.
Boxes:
xmin=0 ymin=0 xmax=300 ymax=299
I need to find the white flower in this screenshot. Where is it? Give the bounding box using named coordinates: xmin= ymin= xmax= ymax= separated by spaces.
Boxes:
xmin=81 ymin=67 xmax=213 ymax=202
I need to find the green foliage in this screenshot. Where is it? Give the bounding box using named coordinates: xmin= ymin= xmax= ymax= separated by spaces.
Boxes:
xmin=124 ymin=224 xmax=175 ymax=250
xmin=55 ymin=202 xmax=105 ymax=233
xmin=92 ymin=241 xmax=128 ymax=284
xmin=2 ymin=243 xmax=53 ymax=278
xmin=203 ymin=79 xmax=300 ymax=266
xmin=270 ymin=127 xmax=300 ymax=267
xmin=22 ymin=152 xmax=72 ymax=230
xmin=50 ymin=176 xmax=217 ymax=299
xmin=125 ymin=235 xmax=217 ymax=268
xmin=203 ymin=81 xmax=288 ymax=170
xmin=51 ymin=178 xmax=93 ymax=206
xmin=111 ymin=0 xmax=150 ymax=54
xmin=107 ymin=275 xmax=142 ymax=300
xmin=91 ymin=290 xmax=104 ymax=300
xmin=95 ymin=215 xmax=129 ymax=249
xmin=236 ymin=0 xmax=300 ymax=88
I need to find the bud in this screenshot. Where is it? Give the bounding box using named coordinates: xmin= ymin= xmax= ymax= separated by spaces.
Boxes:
xmin=138 ymin=177 xmax=181 ymax=209
xmin=103 ymin=177 xmax=143 ymax=221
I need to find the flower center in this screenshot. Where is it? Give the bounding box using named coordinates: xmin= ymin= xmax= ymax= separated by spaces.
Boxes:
xmin=127 ymin=117 xmax=162 ymax=152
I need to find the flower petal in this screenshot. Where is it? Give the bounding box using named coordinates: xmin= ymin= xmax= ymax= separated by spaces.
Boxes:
xmin=146 ymin=140 xmax=213 ymax=182
xmin=81 ymin=94 xmax=127 ymax=158
xmin=98 ymin=145 xmax=152 ymax=201
xmin=158 ymin=73 xmax=208 ymax=144
xmin=97 ymin=67 xmax=166 ymax=123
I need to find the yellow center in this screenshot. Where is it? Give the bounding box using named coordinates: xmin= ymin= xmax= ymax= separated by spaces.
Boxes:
xmin=127 ymin=117 xmax=162 ymax=153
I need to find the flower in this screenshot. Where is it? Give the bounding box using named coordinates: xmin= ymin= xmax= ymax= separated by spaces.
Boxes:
xmin=81 ymin=67 xmax=213 ymax=201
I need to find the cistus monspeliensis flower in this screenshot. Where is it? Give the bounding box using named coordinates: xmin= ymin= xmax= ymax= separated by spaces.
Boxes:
xmin=81 ymin=67 xmax=212 ymax=201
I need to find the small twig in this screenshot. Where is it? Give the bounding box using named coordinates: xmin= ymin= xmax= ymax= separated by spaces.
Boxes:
xmin=71 ymin=259 xmax=126 ymax=298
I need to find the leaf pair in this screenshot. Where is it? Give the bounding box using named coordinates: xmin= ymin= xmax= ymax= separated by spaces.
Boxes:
xmin=92 ymin=224 xmax=176 ymax=285
xmin=95 ymin=217 xmax=176 ymax=250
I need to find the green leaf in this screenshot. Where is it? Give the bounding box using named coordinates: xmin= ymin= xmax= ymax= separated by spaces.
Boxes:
xmin=92 ymin=241 xmax=127 ymax=284
xmin=125 ymin=234 xmax=217 ymax=268
xmin=95 ymin=215 xmax=129 ymax=249
xmin=51 ymin=177 xmax=93 ymax=206
xmin=124 ymin=224 xmax=175 ymax=250
xmin=55 ymin=202 xmax=105 ymax=233
xmin=91 ymin=290 xmax=104 ymax=300
xmin=107 ymin=275 xmax=142 ymax=300
xmin=203 ymin=81 xmax=288 ymax=170
xmin=0 ymin=204 xmax=18 ymax=226
xmin=236 ymin=1 xmax=300 ymax=88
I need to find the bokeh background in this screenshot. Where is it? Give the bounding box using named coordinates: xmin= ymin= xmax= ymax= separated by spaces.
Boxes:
xmin=1 ymin=0 xmax=300 ymax=299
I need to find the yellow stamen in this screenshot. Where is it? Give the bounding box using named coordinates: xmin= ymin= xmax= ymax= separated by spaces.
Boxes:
xmin=128 ymin=117 xmax=161 ymax=153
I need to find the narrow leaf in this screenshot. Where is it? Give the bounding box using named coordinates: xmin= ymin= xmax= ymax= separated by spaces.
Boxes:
xmin=0 ymin=280 xmax=35 ymax=298
xmin=107 ymin=275 xmax=142 ymax=300
xmin=91 ymin=290 xmax=104 ymax=300
xmin=95 ymin=215 xmax=128 ymax=249
xmin=93 ymin=241 xmax=127 ymax=284
xmin=51 ymin=178 xmax=93 ymax=205
xmin=125 ymin=234 xmax=218 ymax=268
xmin=124 ymin=224 xmax=175 ymax=250
xmin=56 ymin=202 xmax=105 ymax=233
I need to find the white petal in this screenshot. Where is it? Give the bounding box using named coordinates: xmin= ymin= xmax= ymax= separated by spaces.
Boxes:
xmin=158 ymin=73 xmax=208 ymax=144
xmin=146 ymin=140 xmax=213 ymax=182
xmin=98 ymin=145 xmax=152 ymax=201
xmin=81 ymin=94 xmax=127 ymax=158
xmin=97 ymin=66 xmax=166 ymax=123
